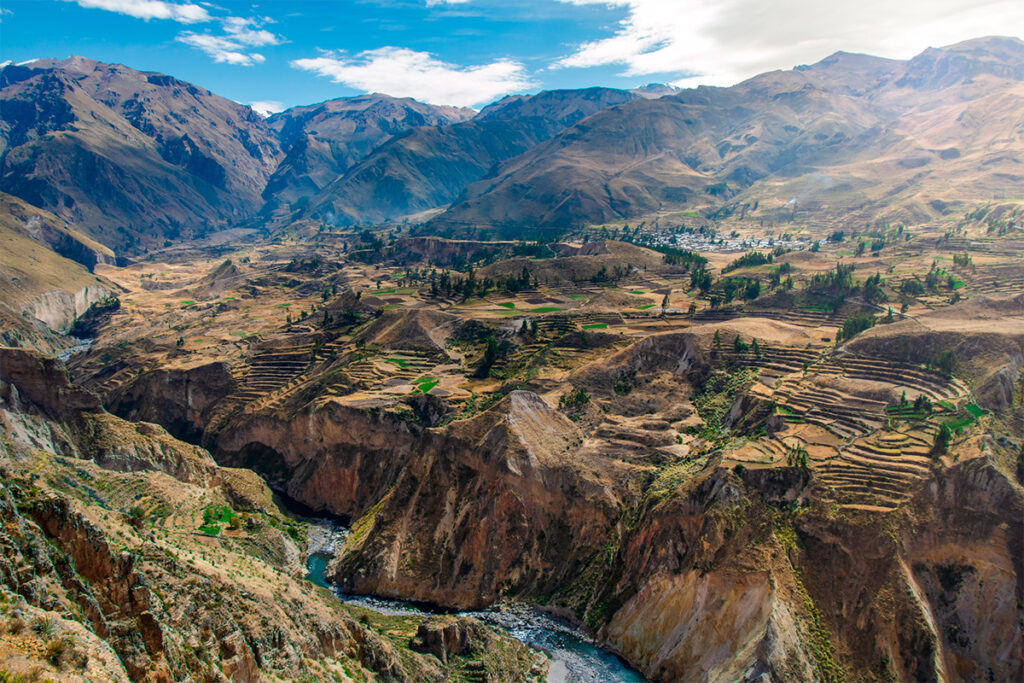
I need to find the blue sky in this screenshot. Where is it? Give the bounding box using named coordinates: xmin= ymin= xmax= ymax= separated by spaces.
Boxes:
xmin=1 ymin=1 xmax=1022 ymax=111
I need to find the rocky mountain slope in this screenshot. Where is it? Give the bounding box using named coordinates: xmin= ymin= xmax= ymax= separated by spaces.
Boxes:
xmin=299 ymin=87 xmax=640 ymax=226
xmin=4 ymin=39 xmax=1022 ymax=245
xmin=0 ymin=192 xmax=117 ymax=350
xmin=435 ymin=36 xmax=1024 ymax=231
xmin=0 ymin=57 xmax=282 ymax=251
xmin=0 ymin=347 xmax=546 ymax=681
xmin=262 ymin=94 xmax=474 ymax=215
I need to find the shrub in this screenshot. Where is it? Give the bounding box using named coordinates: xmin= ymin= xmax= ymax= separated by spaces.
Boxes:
xmin=559 ymin=387 xmax=591 ymax=413
xmin=44 ymin=636 xmax=74 ymax=666
xmin=30 ymin=616 xmax=55 ymax=639
xmin=786 ymin=444 xmax=809 ymax=470
xmin=5 ymin=616 xmax=25 ymax=635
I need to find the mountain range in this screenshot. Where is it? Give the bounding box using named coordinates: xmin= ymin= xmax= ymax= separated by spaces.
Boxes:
xmin=2 ymin=37 xmax=1023 ymax=253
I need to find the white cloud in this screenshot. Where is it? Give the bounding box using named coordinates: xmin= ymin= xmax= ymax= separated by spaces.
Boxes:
xmin=72 ymin=0 xmax=210 ymax=24
xmin=556 ymin=0 xmax=1024 ymax=87
xmin=176 ymin=33 xmax=266 ymax=65
xmin=222 ymin=16 xmax=281 ymax=47
xmin=176 ymin=16 xmax=281 ymax=66
xmin=249 ymin=100 xmax=285 ymax=117
xmin=291 ymin=47 xmax=534 ymax=107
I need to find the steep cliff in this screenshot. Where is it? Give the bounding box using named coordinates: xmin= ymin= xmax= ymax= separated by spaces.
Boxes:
xmin=0 ymin=347 xmax=540 ymax=681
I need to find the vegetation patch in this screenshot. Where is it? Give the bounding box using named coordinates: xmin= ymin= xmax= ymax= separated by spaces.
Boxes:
xmin=582 ymin=323 xmax=607 ymax=329
xmin=413 ymin=377 xmax=439 ymax=394
xmin=965 ymin=403 xmax=987 ymax=418
xmin=497 ymin=301 xmax=516 ymax=309
xmin=528 ymin=307 xmax=564 ymax=313
xmin=197 ymin=504 xmax=237 ymax=536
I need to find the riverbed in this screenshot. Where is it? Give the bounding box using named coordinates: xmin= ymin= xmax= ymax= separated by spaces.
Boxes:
xmin=304 ymin=521 xmax=645 ymax=683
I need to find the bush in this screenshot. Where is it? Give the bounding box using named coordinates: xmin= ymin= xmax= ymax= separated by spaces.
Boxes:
xmin=559 ymin=387 xmax=591 ymax=413
xmin=44 ymin=636 xmax=72 ymax=666
xmin=786 ymin=444 xmax=809 ymax=470
xmin=4 ymin=616 xmax=25 ymax=635
xmin=30 ymin=616 xmax=55 ymax=639
xmin=900 ymin=278 xmax=926 ymax=296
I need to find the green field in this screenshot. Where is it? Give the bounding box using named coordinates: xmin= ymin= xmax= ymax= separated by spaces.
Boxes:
xmin=413 ymin=377 xmax=439 ymax=393
xmin=582 ymin=323 xmax=607 ymax=329
xmin=965 ymin=403 xmax=987 ymax=418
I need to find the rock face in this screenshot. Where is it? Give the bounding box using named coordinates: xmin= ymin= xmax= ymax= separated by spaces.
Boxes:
xmin=333 ymin=391 xmax=636 ymax=609
xmin=0 ymin=192 xmax=117 ymax=337
xmin=107 ymin=361 xmax=235 ymax=444
xmin=213 ymin=399 xmax=421 ymax=519
xmin=409 ymin=614 xmax=547 ymax=680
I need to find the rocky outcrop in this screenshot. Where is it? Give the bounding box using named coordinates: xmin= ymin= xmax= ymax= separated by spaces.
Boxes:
xmin=107 ymin=361 xmax=235 ymax=444
xmin=579 ymin=457 xmax=1024 ymax=682
xmin=410 ymin=615 xmax=547 ymax=680
xmin=213 ymin=399 xmax=421 ymax=519
xmin=331 ymin=391 xmax=639 ymax=609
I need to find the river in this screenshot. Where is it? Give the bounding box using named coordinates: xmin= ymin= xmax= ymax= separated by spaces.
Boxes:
xmin=303 ymin=522 xmax=645 ymax=683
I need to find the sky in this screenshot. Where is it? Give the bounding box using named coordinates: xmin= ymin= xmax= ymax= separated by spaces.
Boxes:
xmin=1 ymin=0 xmax=1022 ymax=112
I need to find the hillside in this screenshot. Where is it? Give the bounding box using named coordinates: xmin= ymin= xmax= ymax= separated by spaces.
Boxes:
xmin=262 ymin=94 xmax=474 ymax=213
xmin=300 ymin=87 xmax=641 ymax=226
xmin=0 ymin=193 xmax=115 ymax=342
xmin=435 ymin=37 xmax=1024 ymax=231
xmin=0 ymin=56 xmax=282 ymax=251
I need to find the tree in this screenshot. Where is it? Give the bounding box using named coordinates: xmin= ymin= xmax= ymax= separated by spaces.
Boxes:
xmin=752 ymin=338 xmax=761 ymax=357
xmin=931 ymin=424 xmax=952 ymax=457
xmin=476 ymin=337 xmax=499 ymax=378
xmin=175 ymin=336 xmax=184 ymax=347
xmin=786 ymin=444 xmax=809 ymax=470
xmin=839 ymin=313 xmax=876 ymax=342
xmin=733 ymin=334 xmax=748 ymax=353
xmin=713 ymin=329 xmax=722 ymax=348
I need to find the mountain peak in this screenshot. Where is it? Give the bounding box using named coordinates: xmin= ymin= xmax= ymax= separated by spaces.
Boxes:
xmin=899 ymin=35 xmax=1024 ymax=89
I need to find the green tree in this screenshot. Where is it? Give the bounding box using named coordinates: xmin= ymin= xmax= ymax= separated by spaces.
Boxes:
xmin=476 ymin=337 xmax=499 ymax=378
xmin=932 ymin=424 xmax=952 ymax=457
